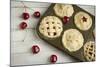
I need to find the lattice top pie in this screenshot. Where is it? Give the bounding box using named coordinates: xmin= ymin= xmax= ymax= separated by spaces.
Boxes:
xmin=84 ymin=41 xmax=95 ymax=61
xmin=39 ymin=16 xmax=63 ymax=38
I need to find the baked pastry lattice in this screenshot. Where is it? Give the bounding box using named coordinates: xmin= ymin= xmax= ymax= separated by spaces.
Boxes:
xmin=84 ymin=41 xmax=95 ymax=61
xmin=39 ymin=16 xmax=63 ymax=38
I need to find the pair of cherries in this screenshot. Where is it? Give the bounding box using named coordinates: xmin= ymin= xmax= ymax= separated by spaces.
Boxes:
xmin=22 ymin=11 xmax=41 ymax=20
xmin=32 ymin=45 xmax=58 ymax=63
xmin=19 ymin=11 xmax=41 ymax=29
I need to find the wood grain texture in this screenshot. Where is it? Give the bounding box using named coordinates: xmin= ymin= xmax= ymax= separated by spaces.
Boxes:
xmin=11 ymin=1 xmax=95 ymax=66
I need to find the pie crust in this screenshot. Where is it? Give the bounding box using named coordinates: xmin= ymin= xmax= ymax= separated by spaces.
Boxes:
xmin=62 ymin=29 xmax=84 ymax=52
xmin=74 ymin=11 xmax=92 ymax=31
xmin=39 ymin=16 xmax=63 ymax=38
xmin=54 ymin=4 xmax=74 ymax=17
xmin=84 ymin=41 xmax=95 ymax=61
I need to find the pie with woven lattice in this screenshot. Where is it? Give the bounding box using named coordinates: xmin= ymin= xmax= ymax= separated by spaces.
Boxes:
xmin=74 ymin=11 xmax=92 ymax=31
xmin=84 ymin=41 xmax=95 ymax=61
xmin=39 ymin=16 xmax=63 ymax=38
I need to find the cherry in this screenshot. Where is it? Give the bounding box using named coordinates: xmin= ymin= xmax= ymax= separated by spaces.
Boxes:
xmin=32 ymin=45 xmax=40 ymax=54
xmin=50 ymin=54 xmax=58 ymax=63
xmin=33 ymin=11 xmax=40 ymax=18
xmin=19 ymin=22 xmax=27 ymax=29
xmin=63 ymin=16 xmax=70 ymax=24
xmin=22 ymin=12 xmax=30 ymax=20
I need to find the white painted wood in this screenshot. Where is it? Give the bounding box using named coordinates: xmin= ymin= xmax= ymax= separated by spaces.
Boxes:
xmin=11 ymin=1 xmax=95 ymax=66
xmin=11 ymin=8 xmax=49 ymax=29
xmin=77 ymin=5 xmax=95 ymax=15
xmin=11 ymin=0 xmax=50 ymax=8
xmin=11 ymin=52 xmax=76 ymax=66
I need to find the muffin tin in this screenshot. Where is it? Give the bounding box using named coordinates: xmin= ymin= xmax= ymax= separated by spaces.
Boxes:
xmin=36 ymin=3 xmax=95 ymax=61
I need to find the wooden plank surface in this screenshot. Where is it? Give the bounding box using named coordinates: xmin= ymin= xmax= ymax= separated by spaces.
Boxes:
xmin=11 ymin=0 xmax=95 ymax=66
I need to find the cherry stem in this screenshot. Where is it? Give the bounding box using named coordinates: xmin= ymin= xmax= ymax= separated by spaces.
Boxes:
xmin=12 ymin=28 xmax=35 ymax=42
xmin=21 ymin=1 xmax=35 ymax=12
xmin=21 ymin=1 xmax=27 ymax=12
xmin=22 ymin=29 xmax=27 ymax=42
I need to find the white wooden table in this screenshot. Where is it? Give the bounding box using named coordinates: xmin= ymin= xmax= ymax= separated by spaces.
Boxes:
xmin=11 ymin=0 xmax=95 ymax=66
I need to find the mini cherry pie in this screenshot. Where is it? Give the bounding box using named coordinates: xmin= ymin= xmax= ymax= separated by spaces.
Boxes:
xmin=39 ymin=16 xmax=63 ymax=38
xmin=84 ymin=41 xmax=95 ymax=61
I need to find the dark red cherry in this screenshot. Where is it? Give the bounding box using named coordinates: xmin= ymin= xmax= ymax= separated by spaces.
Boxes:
xmin=32 ymin=45 xmax=40 ymax=54
xmin=63 ymin=16 xmax=70 ymax=24
xmin=50 ymin=54 xmax=57 ymax=63
xmin=22 ymin=12 xmax=30 ymax=20
xmin=34 ymin=11 xmax=40 ymax=18
xmin=19 ymin=22 xmax=27 ymax=29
